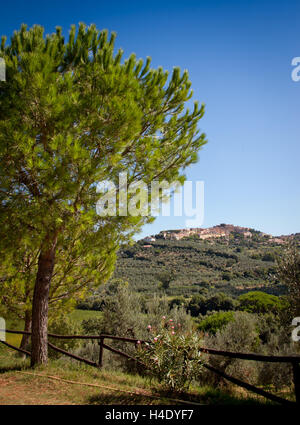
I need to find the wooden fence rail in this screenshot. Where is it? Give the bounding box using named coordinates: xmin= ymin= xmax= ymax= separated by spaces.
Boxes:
xmin=1 ymin=328 xmax=300 ymax=406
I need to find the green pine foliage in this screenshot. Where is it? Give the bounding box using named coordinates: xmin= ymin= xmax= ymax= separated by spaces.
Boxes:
xmin=238 ymin=291 xmax=288 ymax=314
xmin=0 ymin=23 xmax=206 ymax=359
xmin=198 ymin=311 xmax=235 ymax=335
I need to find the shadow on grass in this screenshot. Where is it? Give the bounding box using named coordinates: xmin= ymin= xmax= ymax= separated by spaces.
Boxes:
xmin=149 ymin=386 xmax=270 ymax=406
xmin=87 ymin=392 xmax=163 ymax=405
xmin=87 ymin=384 xmax=267 ymax=406
xmin=196 ymin=388 xmax=270 ymax=406
xmin=87 ymin=389 xmax=267 ymax=406
xmin=0 ymin=346 xmax=31 ymax=374
xmin=0 ymin=361 xmax=31 ymax=374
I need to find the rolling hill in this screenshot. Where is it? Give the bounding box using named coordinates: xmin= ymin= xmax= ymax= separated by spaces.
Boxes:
xmin=111 ymin=224 xmax=298 ymax=298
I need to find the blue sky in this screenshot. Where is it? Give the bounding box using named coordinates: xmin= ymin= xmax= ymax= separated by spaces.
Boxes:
xmin=1 ymin=0 xmax=300 ymax=238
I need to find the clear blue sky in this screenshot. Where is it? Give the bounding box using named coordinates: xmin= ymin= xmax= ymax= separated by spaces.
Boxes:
xmin=1 ymin=0 xmax=300 ymax=238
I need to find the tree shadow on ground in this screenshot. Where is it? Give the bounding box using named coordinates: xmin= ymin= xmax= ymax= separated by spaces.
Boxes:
xmin=0 ymin=363 xmax=31 ymax=374
xmin=87 ymin=384 xmax=267 ymax=405
xmin=150 ymin=387 xmax=268 ymax=406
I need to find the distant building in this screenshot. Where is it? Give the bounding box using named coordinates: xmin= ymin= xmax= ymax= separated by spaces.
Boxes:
xmin=269 ymin=237 xmax=285 ymax=244
xmin=143 ymin=236 xmax=156 ymax=243
xmin=156 ymin=224 xmax=273 ymax=242
xmin=169 ymin=233 xmax=180 ymax=240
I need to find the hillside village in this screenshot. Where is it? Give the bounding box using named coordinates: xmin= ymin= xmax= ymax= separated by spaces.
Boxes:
xmin=108 ymin=223 xmax=300 ymax=300
xmin=142 ymin=224 xmax=289 ymax=244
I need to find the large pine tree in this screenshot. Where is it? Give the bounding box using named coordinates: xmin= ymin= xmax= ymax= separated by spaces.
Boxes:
xmin=0 ymin=24 xmax=206 ymax=365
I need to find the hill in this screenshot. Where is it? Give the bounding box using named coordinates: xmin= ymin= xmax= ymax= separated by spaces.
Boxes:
xmin=112 ymin=224 xmax=297 ymax=298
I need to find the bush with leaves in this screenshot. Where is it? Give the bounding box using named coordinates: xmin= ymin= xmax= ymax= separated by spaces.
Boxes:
xmin=81 ymin=317 xmax=104 ymax=335
xmin=136 ymin=318 xmax=203 ymax=393
xmin=144 ymin=295 xmax=193 ymax=333
xmin=202 ymin=311 xmax=298 ymax=390
xmin=100 ymin=282 xmax=144 ymax=339
xmin=48 ymin=315 xmax=83 ymax=359
xmin=168 ymin=296 xmax=187 ymax=310
xmin=238 ymin=291 xmax=288 ymax=315
xmin=187 ymin=292 xmax=237 ymax=317
xmin=78 ymin=282 xmax=194 ymax=372
xmin=198 ymin=311 xmax=235 ymax=335
xmin=202 ymin=311 xmax=261 ymax=386
xmin=254 ymin=313 xmax=299 ymax=389
xmin=78 ymin=281 xmax=144 ymax=372
xmin=276 ymin=241 xmax=300 ymax=316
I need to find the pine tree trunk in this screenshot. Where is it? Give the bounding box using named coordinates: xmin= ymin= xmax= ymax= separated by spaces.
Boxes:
xmin=20 ymin=310 xmax=31 ymax=352
xmin=31 ymin=234 xmax=57 ymax=366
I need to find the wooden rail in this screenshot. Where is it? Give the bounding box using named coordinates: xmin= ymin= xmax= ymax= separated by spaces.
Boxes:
xmin=198 ymin=346 xmax=300 ymax=364
xmin=201 ymin=362 xmax=294 ymax=406
xmin=1 ymin=328 xmax=300 ymax=405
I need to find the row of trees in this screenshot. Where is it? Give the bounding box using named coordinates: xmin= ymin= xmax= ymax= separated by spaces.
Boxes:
xmin=187 ymin=291 xmax=288 ymax=317
xmin=0 ymin=24 xmax=207 ymax=364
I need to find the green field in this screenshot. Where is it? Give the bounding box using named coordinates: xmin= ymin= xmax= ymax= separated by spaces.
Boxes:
xmin=69 ymin=309 xmax=103 ymax=322
xmin=4 ymin=310 xmax=103 ymax=348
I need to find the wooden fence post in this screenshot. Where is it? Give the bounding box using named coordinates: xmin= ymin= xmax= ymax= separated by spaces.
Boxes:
xmin=98 ymin=336 xmax=104 ymax=368
xmin=292 ymin=362 xmax=300 ymax=405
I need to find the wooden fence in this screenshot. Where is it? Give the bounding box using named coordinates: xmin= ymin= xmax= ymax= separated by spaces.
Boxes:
xmin=1 ymin=328 xmax=300 ymax=406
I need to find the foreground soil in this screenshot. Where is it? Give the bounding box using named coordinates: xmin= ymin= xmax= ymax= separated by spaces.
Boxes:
xmin=0 ymin=346 xmax=271 ymax=405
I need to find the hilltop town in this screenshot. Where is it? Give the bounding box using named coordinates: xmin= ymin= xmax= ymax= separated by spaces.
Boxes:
xmin=142 ymin=224 xmax=290 ymax=244
xmin=111 ymin=223 xmax=300 ymax=299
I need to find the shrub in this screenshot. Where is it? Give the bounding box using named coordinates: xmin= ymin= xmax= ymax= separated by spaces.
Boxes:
xmin=168 ymin=296 xmax=186 ymax=309
xmin=187 ymin=294 xmax=206 ymax=317
xmin=76 ymin=299 xmax=94 ymax=310
xmin=48 ymin=315 xmax=83 ymax=359
xmin=73 ymin=341 xmax=100 ymax=364
xmin=222 ymin=272 xmax=231 ymax=281
xmin=188 ymin=293 xmax=237 ymax=317
xmin=83 ymin=284 xmax=195 ymax=373
xmin=136 ymin=318 xmax=203 ymax=392
xmin=156 ymin=270 xmax=176 ymax=291
xmin=256 ymin=324 xmax=296 ymax=389
xmin=202 ymin=312 xmax=261 ymax=386
xmin=262 ymin=252 xmax=276 ymax=262
xmin=204 ymin=293 xmax=236 ymax=313
xmin=77 ymin=295 xmax=104 ymax=311
xmin=276 ymin=242 xmax=300 ymax=315
xmin=201 ymin=311 xmax=298 ymax=390
xmin=198 ymin=311 xmax=235 ymax=335
xmin=81 ymin=317 xmax=103 ymax=335
xmin=238 ymin=291 xmax=287 ymax=315
xmin=100 ymin=282 xmax=144 ymax=339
